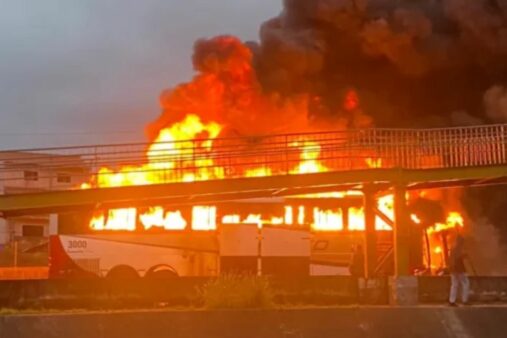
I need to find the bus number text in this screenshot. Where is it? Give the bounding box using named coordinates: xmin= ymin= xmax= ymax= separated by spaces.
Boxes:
xmin=68 ymin=240 xmax=87 ymax=250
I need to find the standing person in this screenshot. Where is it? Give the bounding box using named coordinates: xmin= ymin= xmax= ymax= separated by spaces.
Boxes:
xmin=349 ymin=244 xmax=365 ymax=303
xmin=448 ymin=235 xmax=469 ymax=306
xmin=349 ymin=244 xmax=365 ymax=278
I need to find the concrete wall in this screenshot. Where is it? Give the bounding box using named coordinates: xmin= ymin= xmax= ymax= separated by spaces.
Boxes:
xmin=2 ymin=276 xmax=506 ymax=309
xmin=0 ymin=276 xmax=372 ymax=309
xmin=1 ymin=307 xmax=507 ymax=338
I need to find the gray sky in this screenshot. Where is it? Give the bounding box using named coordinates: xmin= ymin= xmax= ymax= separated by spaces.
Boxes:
xmin=0 ymin=0 xmax=280 ymax=150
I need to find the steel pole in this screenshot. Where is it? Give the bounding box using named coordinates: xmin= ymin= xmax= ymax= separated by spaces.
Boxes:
xmin=394 ymin=184 xmax=410 ymax=276
xmin=363 ymin=186 xmax=377 ymax=278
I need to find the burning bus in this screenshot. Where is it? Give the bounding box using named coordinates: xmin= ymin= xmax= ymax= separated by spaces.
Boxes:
xmin=49 ymin=197 xmax=385 ymax=279
xmin=49 ymin=193 xmax=463 ymax=279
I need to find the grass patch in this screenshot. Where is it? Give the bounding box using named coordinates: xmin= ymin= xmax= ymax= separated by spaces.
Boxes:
xmin=199 ymin=275 xmax=274 ymax=309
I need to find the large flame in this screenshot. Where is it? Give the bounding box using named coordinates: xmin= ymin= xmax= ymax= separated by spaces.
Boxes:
xmin=85 ymin=112 xmax=463 ymax=234
xmin=427 ymin=212 xmax=464 ymax=234
xmin=81 ymin=35 xmax=463 ymax=235
xmin=139 ymin=207 xmax=187 ymax=230
xmin=86 ymin=111 xmax=369 ymax=231
xmin=88 ymin=114 xmax=225 ymax=231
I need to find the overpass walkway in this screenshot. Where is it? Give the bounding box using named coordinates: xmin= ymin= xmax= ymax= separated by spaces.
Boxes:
xmin=1 ymin=124 xmax=507 ymax=216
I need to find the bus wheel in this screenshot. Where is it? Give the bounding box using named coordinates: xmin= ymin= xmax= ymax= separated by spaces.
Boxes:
xmin=106 ymin=265 xmax=140 ymax=280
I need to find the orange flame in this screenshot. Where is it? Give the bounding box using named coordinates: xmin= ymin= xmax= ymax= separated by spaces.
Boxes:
xmin=290 ymin=141 xmax=328 ymax=174
xmin=140 ymin=207 xmax=187 ymax=230
xmin=312 ymin=207 xmax=343 ymax=231
xmin=83 ymin=113 xmax=463 ymax=236
xmin=411 ymin=214 xmax=421 ymax=224
xmin=427 ymin=212 xmax=464 ymax=234
xmin=284 ymin=206 xmax=293 ymax=225
xmin=90 ymin=208 xmax=137 ymax=231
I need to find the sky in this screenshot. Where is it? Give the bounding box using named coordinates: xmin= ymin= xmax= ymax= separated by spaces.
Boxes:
xmin=0 ymin=0 xmax=281 ymax=150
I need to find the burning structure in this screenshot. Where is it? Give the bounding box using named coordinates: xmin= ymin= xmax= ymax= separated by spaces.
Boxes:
xmin=48 ymin=0 xmax=507 ymax=278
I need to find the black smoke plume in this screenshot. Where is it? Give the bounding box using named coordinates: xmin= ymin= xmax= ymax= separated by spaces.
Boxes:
xmin=252 ymin=0 xmax=507 ymax=127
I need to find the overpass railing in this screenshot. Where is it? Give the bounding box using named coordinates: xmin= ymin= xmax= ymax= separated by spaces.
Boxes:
xmin=0 ymin=124 xmax=506 ymax=192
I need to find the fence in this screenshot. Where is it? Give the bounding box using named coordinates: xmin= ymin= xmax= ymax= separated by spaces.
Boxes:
xmin=0 ymin=124 xmax=506 ymax=192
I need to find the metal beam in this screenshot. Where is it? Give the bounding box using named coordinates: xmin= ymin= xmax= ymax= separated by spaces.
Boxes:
xmin=374 ymin=207 xmax=394 ymax=228
xmin=363 ymin=186 xmax=377 ymax=278
xmin=393 ymin=184 xmax=410 ymax=276
xmin=1 ymin=165 xmax=507 ymax=216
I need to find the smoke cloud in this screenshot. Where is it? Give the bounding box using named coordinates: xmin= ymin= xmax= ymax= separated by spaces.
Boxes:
xmin=151 ymin=0 xmax=507 ymax=134
xmin=148 ymin=32 xmax=373 ymax=139
xmin=467 ymin=218 xmax=507 ymax=275
xmin=252 ymin=0 xmax=507 ymax=127
xmin=148 ymin=36 xmax=315 ymax=138
xmin=152 ymin=1 xmax=507 ymax=135
xmin=484 ymin=85 xmax=507 ymax=122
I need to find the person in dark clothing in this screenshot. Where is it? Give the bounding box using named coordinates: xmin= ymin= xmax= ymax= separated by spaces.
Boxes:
xmin=349 ymin=244 xmax=366 ymax=304
xmin=349 ymin=244 xmax=365 ymax=278
xmin=348 ymin=244 xmax=366 ymax=303
xmin=448 ymin=235 xmax=469 ymax=306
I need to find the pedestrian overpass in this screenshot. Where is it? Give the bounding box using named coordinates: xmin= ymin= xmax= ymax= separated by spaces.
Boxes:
xmin=1 ymin=124 xmax=507 ymax=276
xmin=1 ymin=124 xmax=506 ymax=215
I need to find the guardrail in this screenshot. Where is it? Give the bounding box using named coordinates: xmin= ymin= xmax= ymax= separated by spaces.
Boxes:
xmin=0 ymin=124 xmax=506 ymax=192
xmin=0 ymin=267 xmax=48 ymax=280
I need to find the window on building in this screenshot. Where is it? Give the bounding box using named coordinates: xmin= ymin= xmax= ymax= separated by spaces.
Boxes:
xmin=57 ymin=173 xmax=71 ymax=183
xmin=22 ymin=225 xmax=44 ymax=237
xmin=23 ymin=170 xmax=38 ymax=181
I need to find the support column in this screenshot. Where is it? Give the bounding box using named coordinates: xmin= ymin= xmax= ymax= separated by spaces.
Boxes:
xmin=0 ymin=217 xmax=8 ymax=245
xmin=184 ymin=206 xmax=193 ymax=232
xmin=48 ymin=214 xmax=59 ymax=236
xmin=342 ymin=207 xmax=349 ymax=231
xmin=363 ymin=187 xmax=377 ymax=278
xmin=390 ymin=183 xmax=418 ymax=305
xmin=393 ymin=184 xmax=410 ymax=276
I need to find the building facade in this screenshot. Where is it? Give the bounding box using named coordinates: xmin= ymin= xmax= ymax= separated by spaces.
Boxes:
xmin=0 ymin=151 xmax=88 ymax=267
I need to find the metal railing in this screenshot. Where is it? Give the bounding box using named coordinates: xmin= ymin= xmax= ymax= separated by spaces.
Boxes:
xmin=0 ymin=124 xmax=506 ymax=193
